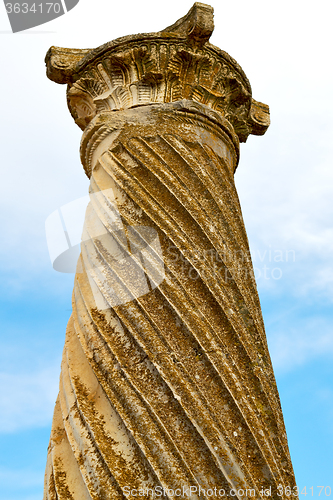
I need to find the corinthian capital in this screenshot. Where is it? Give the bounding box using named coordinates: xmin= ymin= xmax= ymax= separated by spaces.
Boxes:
xmin=45 ymin=2 xmax=269 ymax=143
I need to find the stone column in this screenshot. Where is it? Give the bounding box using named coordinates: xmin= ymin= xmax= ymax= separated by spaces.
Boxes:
xmin=44 ymin=4 xmax=297 ymax=499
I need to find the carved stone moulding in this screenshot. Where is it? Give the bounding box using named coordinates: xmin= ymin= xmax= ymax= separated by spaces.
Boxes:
xmin=45 ymin=2 xmax=269 ymax=144
xmin=80 ymin=100 xmax=240 ymax=179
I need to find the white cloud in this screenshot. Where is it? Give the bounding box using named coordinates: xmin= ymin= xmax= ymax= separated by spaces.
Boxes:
xmin=235 ymin=110 xmax=333 ymax=301
xmin=267 ymin=316 xmax=333 ymax=374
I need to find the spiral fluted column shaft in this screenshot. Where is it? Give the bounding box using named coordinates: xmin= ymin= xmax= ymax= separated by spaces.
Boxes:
xmin=44 ymin=102 xmax=296 ymax=499
xmin=44 ymin=4 xmax=297 ymax=499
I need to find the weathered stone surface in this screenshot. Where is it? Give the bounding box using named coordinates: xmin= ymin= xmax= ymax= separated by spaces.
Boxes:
xmin=44 ymin=4 xmax=296 ymax=499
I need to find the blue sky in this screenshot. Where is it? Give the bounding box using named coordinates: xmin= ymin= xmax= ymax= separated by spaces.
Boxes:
xmin=0 ymin=0 xmax=333 ymax=498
